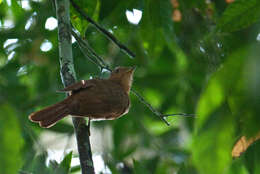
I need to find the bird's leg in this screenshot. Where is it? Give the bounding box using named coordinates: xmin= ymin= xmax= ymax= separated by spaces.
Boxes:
xmin=87 ymin=118 xmax=91 ymax=136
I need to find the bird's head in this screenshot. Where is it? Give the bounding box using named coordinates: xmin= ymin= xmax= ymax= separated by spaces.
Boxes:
xmin=109 ymin=66 xmax=136 ymax=93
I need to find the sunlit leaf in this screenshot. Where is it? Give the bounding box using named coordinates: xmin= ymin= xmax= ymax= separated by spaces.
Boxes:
xmin=193 ymin=48 xmax=248 ymax=174
xmin=0 ymin=104 xmax=24 ymax=174
xmin=193 ymin=106 xmax=235 ymax=174
xmin=196 ymin=48 xmax=247 ymax=128
xmin=144 ymin=117 xmax=172 ymax=136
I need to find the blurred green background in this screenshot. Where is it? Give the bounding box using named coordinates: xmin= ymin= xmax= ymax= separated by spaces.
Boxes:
xmin=1 ymin=0 xmax=260 ymax=173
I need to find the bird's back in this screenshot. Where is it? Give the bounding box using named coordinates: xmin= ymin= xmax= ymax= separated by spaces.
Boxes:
xmin=69 ymin=79 xmax=130 ymax=120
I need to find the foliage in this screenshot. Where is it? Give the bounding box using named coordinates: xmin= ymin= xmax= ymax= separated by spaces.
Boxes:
xmin=0 ymin=0 xmax=260 ymax=173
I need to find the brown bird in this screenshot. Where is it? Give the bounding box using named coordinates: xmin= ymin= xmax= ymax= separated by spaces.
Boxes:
xmin=29 ymin=67 xmax=135 ymax=128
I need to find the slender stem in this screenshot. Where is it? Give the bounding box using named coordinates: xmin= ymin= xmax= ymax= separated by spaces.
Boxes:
xmin=71 ymin=29 xmax=111 ymax=71
xmin=55 ymin=0 xmax=94 ymax=173
xmin=163 ymin=113 xmax=195 ymax=117
xmin=70 ymin=0 xmax=135 ymax=58
xmin=130 ymin=89 xmax=170 ymax=126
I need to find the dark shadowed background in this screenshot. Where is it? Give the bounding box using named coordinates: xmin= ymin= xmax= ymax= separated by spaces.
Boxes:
xmin=1 ymin=0 xmax=260 ymax=173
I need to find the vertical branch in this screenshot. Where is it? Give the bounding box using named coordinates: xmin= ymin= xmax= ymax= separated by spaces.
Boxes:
xmin=54 ymin=0 xmax=95 ymax=173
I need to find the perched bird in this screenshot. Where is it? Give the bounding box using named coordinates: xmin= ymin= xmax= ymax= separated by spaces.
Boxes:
xmin=29 ymin=67 xmax=135 ymax=128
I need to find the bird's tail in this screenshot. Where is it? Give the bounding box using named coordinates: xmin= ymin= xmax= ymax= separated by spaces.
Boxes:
xmin=29 ymin=99 xmax=70 ymax=128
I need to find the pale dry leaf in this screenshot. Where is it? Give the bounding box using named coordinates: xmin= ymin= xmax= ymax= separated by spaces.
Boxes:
xmin=232 ymin=131 xmax=260 ymax=158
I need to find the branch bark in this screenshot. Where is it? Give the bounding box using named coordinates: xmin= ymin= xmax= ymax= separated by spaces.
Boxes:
xmin=54 ymin=0 xmax=94 ymax=173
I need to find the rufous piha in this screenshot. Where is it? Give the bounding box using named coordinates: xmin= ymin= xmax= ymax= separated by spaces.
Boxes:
xmin=29 ymin=67 xmax=135 ymax=128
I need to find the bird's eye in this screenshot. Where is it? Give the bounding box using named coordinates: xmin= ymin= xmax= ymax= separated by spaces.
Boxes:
xmin=115 ymin=69 xmax=120 ymax=73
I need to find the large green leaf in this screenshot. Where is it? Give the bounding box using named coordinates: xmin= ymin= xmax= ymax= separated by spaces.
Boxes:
xmin=196 ymin=48 xmax=246 ymax=129
xmin=0 ymin=104 xmax=24 ymax=174
xmin=193 ymin=48 xmax=247 ymax=174
xmin=217 ymin=0 xmax=260 ymax=32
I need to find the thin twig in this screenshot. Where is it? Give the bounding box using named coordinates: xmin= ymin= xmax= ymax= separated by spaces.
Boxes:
xmin=71 ymin=29 xmax=111 ymax=71
xmin=69 ymin=0 xmax=135 ymax=58
xmin=72 ymin=28 xmax=108 ymax=67
xmin=163 ymin=113 xmax=195 ymax=117
xmin=130 ymin=89 xmax=170 ymax=125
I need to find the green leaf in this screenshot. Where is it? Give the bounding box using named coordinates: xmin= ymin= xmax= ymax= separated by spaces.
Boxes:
xmin=196 ymin=48 xmax=247 ymax=129
xmin=0 ymin=104 xmax=24 ymax=174
xmin=226 ymin=158 xmax=249 ymax=174
xmin=193 ymin=47 xmax=248 ymax=174
xmin=193 ymin=105 xmax=235 ymax=174
xmin=56 ymin=151 xmax=73 ymax=174
xmin=11 ymin=0 xmax=24 ymax=20
xmin=217 ymin=0 xmax=260 ymax=32
xmin=133 ymin=159 xmax=150 ymax=174
xmin=30 ymin=153 xmax=52 ymax=174
xmin=244 ymin=141 xmax=260 ymax=174
xmin=144 ymin=116 xmax=172 ymax=136
xmin=70 ymin=165 xmax=81 ymax=173
xmin=70 ymin=0 xmax=98 ymax=36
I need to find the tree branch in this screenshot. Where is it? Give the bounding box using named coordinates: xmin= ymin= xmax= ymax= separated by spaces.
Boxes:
xmin=71 ymin=29 xmax=111 ymax=71
xmin=54 ymin=0 xmax=94 ymax=173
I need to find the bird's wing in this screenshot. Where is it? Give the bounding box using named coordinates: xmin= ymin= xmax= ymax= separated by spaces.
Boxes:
xmin=58 ymin=80 xmax=95 ymax=92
